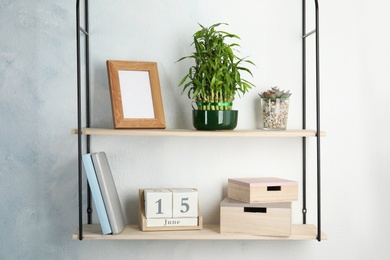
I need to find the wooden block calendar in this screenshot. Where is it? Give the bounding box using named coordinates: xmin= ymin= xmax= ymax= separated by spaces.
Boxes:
xmin=138 ymin=189 xmax=203 ymax=231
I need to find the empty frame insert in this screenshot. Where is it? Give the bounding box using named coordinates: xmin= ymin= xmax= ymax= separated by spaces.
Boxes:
xmin=106 ymin=60 xmax=166 ymax=129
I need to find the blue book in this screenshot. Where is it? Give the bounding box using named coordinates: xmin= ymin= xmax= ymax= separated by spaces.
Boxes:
xmin=82 ymin=154 xmax=112 ymax=235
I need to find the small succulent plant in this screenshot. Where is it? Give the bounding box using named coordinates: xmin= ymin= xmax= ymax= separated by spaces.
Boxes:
xmin=259 ymin=87 xmax=291 ymax=100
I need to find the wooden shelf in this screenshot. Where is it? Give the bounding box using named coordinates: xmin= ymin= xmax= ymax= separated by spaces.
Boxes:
xmin=72 ymin=128 xmax=326 ymax=138
xmin=73 ymin=224 xmax=327 ymax=241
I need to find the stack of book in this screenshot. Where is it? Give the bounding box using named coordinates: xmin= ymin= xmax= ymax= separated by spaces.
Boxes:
xmin=82 ymin=151 xmax=126 ymax=235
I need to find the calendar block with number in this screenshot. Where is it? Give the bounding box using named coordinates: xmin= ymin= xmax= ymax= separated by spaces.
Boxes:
xmin=172 ymin=189 xmax=198 ymax=218
xmin=138 ymin=188 xmax=202 ymax=231
xmin=144 ymin=189 xmax=173 ymax=219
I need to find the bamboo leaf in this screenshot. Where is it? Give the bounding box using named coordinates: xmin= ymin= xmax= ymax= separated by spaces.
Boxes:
xmin=176 ymin=22 xmax=256 ymax=105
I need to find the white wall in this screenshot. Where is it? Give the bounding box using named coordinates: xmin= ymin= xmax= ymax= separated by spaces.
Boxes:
xmin=1 ymin=0 xmax=390 ymax=259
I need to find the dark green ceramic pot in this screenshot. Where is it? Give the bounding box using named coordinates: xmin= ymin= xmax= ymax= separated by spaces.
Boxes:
xmin=192 ymin=110 xmax=238 ymax=130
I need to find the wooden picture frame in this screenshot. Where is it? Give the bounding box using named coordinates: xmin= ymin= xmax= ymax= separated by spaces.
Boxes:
xmin=106 ymin=60 xmax=166 ymax=129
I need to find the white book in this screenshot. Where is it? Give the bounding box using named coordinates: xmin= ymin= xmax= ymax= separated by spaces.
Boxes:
xmin=91 ymin=152 xmax=126 ymax=234
xmin=146 ymin=217 xmax=199 ymax=227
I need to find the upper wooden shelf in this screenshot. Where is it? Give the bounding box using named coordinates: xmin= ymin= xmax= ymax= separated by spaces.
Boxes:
xmin=73 ymin=128 xmax=326 ymax=138
xmin=73 ymin=224 xmax=327 ymax=241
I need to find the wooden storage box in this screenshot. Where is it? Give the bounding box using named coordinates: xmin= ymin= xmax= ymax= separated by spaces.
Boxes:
xmin=138 ymin=189 xmax=203 ymax=231
xmin=220 ymin=197 xmax=291 ymax=237
xmin=228 ymin=177 xmax=298 ymax=203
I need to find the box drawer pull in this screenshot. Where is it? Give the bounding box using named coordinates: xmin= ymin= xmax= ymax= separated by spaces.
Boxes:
xmin=267 ymin=186 xmax=281 ymax=191
xmin=244 ymin=207 xmax=267 ymax=213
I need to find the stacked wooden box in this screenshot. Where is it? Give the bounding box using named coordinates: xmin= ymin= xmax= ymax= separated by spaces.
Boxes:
xmin=220 ymin=177 xmax=298 ymax=237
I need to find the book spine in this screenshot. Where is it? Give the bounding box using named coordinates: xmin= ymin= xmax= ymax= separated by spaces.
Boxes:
xmin=92 ymin=152 xmax=126 ymax=234
xmin=82 ymin=154 xmax=112 ymax=235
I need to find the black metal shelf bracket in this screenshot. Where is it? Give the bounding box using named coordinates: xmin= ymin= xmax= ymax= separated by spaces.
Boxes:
xmin=302 ymin=0 xmax=308 ymax=227
xmin=76 ymin=0 xmax=91 ymax=241
xmin=302 ymin=0 xmax=321 ymax=242
xmin=314 ymin=0 xmax=322 ymax=242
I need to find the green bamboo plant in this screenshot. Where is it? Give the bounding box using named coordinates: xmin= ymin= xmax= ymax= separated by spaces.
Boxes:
xmin=177 ymin=23 xmax=255 ymax=111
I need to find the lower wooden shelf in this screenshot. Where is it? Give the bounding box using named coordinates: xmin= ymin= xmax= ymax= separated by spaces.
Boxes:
xmin=73 ymin=224 xmax=327 ymax=241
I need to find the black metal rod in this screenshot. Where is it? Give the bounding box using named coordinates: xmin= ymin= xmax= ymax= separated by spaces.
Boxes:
xmin=76 ymin=0 xmax=83 ymax=241
xmin=84 ymin=0 xmax=92 ymax=226
xmin=85 ymin=0 xmax=90 ymax=137
xmin=302 ymin=0 xmax=307 ymax=225
xmin=314 ymin=0 xmax=322 ymax=242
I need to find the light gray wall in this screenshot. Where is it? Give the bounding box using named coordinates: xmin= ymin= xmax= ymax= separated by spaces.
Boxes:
xmin=1 ymin=0 xmax=390 ymax=259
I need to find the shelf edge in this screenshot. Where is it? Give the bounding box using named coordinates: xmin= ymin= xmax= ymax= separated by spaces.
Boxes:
xmin=73 ymin=224 xmax=327 ymax=241
xmin=72 ymin=128 xmax=326 ymax=138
